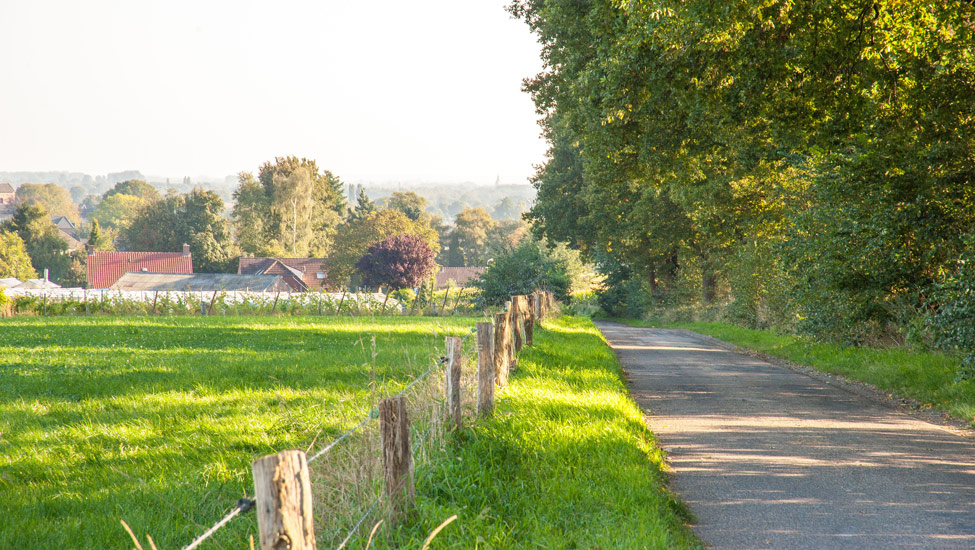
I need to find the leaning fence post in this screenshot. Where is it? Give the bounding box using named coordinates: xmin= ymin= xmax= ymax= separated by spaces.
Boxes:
xmin=525 ymin=294 xmax=535 ymax=346
xmin=252 ymin=449 xmax=317 ymax=550
xmin=380 ymin=395 xmax=414 ymax=525
xmin=477 ymin=322 xmax=495 ymax=416
xmin=445 ymin=336 xmax=462 ymax=430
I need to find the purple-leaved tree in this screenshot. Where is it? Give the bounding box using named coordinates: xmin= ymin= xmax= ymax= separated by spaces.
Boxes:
xmin=355 ymin=233 xmax=437 ymax=290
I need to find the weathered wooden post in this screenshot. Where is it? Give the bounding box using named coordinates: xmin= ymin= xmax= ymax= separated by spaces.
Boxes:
xmin=525 ymin=293 xmax=535 ymax=346
xmin=445 ymin=336 xmax=462 ymax=430
xmin=477 ymin=321 xmax=495 ymax=416
xmin=493 ymin=312 xmax=509 ymax=387
xmin=252 ymin=449 xmax=317 ymax=550
xmin=512 ymin=295 xmax=526 ymax=353
xmin=380 ymin=395 xmax=414 ymax=525
xmin=534 ymin=291 xmax=542 ymax=321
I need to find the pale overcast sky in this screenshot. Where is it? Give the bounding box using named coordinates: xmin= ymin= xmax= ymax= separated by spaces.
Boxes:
xmin=0 ymin=1 xmax=546 ymax=185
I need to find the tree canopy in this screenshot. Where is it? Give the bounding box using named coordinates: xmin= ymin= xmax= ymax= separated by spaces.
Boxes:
xmin=512 ymin=0 xmax=975 ymax=343
xmin=355 ymin=234 xmax=436 ymax=290
xmin=233 ymin=157 xmax=346 ymax=257
xmin=0 ymin=230 xmax=37 ymax=281
xmin=14 ymin=183 xmax=81 ymax=225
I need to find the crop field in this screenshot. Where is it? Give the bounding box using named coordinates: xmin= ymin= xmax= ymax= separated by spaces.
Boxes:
xmin=0 ymin=315 xmax=481 ymax=549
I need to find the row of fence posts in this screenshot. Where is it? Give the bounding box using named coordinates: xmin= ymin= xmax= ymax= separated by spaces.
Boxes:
xmin=245 ymin=291 xmax=557 ymax=550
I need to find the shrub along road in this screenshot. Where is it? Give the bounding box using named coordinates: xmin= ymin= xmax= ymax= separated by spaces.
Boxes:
xmin=596 ymin=321 xmax=975 ymax=549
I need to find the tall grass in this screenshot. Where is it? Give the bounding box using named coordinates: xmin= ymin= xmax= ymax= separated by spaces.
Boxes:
xmin=366 ymin=317 xmax=701 ymax=549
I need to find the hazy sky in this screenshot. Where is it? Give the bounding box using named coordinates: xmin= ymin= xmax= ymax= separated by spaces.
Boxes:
xmin=0 ymin=1 xmax=547 ymax=185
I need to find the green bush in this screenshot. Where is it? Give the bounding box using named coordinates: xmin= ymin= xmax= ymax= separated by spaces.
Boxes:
xmin=474 ymin=239 xmax=570 ymax=307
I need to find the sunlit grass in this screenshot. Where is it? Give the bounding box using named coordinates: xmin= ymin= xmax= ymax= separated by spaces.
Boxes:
xmin=0 ymin=315 xmax=480 ymax=549
xmin=373 ymin=316 xmax=701 ymax=549
xmin=608 ymin=318 xmax=975 ymax=426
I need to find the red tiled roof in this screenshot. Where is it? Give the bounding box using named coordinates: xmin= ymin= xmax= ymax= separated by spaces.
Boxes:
xmin=435 ymin=267 xmax=486 ymax=288
xmin=88 ymin=251 xmax=193 ymax=289
xmin=238 ymin=257 xmax=326 ymax=291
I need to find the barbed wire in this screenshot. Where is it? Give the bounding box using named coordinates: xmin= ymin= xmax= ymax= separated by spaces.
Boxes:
xmin=334 ymin=492 xmax=384 ymax=550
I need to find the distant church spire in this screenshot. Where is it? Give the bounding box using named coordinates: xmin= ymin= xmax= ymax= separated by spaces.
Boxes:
xmin=495 ymin=174 xmax=501 ymax=186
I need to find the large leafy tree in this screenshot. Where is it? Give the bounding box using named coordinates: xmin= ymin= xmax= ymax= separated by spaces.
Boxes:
xmin=2 ymin=204 xmax=72 ymax=283
xmin=233 ymin=157 xmax=346 ymax=257
xmin=385 ymin=191 xmax=426 ymax=222
xmin=355 ymin=234 xmax=436 ymax=290
xmin=450 ymin=207 xmax=499 ymax=267
xmin=0 ymin=230 xmax=37 ymax=280
xmin=123 ymin=189 xmax=239 ymax=272
xmin=103 ymin=180 xmax=161 ymax=202
xmin=14 ymin=183 xmax=81 ymax=225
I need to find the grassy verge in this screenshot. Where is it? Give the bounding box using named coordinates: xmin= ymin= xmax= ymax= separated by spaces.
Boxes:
xmin=606 ymin=318 xmax=975 ymax=426
xmin=375 ymin=316 xmax=700 ymax=549
xmin=0 ymin=315 xmax=479 ymax=549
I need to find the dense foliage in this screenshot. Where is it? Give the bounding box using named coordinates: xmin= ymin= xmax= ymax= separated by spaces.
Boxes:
xmin=0 ymin=230 xmax=36 ymax=281
xmin=355 ymin=233 xmax=437 ymax=290
xmin=231 ymin=156 xmax=347 ymax=257
xmin=512 ymin=1 xmax=975 ymax=357
xmin=122 ymin=189 xmax=239 ymax=273
xmin=475 ymin=239 xmax=570 ymax=306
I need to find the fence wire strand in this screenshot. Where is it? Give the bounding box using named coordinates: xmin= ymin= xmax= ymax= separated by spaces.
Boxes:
xmin=181 ymin=499 xmax=254 ymax=550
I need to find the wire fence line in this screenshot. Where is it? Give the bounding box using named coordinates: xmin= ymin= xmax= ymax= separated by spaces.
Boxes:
xmin=175 ymin=292 xmax=556 ymax=550
xmin=178 ymin=326 xmax=480 ymax=550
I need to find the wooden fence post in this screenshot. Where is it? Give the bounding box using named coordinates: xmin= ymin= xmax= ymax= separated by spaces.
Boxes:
xmin=525 ymin=293 xmax=535 ymax=347
xmin=477 ymin=321 xmax=495 ymax=416
xmin=534 ymin=291 xmax=542 ymax=322
xmin=512 ymin=295 xmax=526 ymax=353
xmin=252 ymin=449 xmax=317 ymax=550
xmin=380 ymin=395 xmax=414 ymax=525
xmin=493 ymin=312 xmax=509 ymax=388
xmin=445 ymin=336 xmax=462 ymax=430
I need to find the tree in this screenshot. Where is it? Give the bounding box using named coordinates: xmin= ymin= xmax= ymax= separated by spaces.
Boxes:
xmin=90 ymin=193 xmax=149 ymax=231
xmin=348 ymin=188 xmax=377 ymax=223
xmin=103 ymin=180 xmax=161 ymax=202
xmin=123 ymin=189 xmax=238 ymax=272
xmin=355 ymin=234 xmax=436 ymax=290
xmin=324 ymin=209 xmax=440 ymax=288
xmin=233 ymin=157 xmax=347 ymax=257
xmin=385 ymin=191 xmax=426 ymax=222
xmin=14 ymin=183 xmax=81 ymax=225
xmin=2 ymin=204 xmax=72 ymax=283
xmin=451 ymin=207 xmax=498 ymax=266
xmin=0 ymin=230 xmax=37 ymax=280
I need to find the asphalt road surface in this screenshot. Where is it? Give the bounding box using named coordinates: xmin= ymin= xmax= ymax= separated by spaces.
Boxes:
xmin=596 ymin=322 xmax=975 ymax=550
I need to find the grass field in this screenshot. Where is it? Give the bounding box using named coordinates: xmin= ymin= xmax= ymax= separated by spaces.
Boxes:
xmin=607 ymin=318 xmax=975 ymax=427
xmin=376 ymin=316 xmax=701 ymax=549
xmin=0 ymin=315 xmax=480 ymax=549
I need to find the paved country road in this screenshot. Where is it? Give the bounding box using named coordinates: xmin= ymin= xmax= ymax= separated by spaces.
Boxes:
xmin=595 ymin=322 xmax=975 ymax=550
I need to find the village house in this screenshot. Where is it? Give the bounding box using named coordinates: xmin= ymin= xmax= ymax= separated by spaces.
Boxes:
xmin=238 ymin=257 xmax=326 ymax=292
xmin=435 ymin=266 xmax=486 ymax=289
xmin=88 ymin=244 xmax=193 ymax=289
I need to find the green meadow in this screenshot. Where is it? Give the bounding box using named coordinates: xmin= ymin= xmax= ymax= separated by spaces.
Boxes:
xmin=0 ymin=315 xmax=479 ymax=549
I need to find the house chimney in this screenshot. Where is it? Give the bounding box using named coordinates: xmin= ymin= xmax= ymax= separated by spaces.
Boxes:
xmin=43 ymin=268 xmax=49 ymax=282
xmin=182 ymin=243 xmax=191 ymax=256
